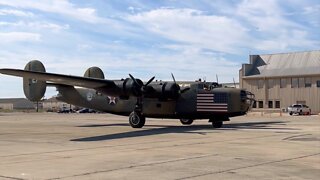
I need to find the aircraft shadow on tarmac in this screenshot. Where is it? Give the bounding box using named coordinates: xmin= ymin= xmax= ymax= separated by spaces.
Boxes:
xmin=71 ymin=120 xmax=297 ymax=142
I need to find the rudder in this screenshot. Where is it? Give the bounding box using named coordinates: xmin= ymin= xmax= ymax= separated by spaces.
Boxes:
xmin=23 ymin=60 xmax=46 ymax=101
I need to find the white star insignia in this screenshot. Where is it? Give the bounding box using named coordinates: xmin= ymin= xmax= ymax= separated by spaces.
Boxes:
xmin=107 ymin=96 xmax=117 ymax=105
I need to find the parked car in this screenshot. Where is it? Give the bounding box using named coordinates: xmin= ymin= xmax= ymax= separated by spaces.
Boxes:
xmin=57 ymin=109 xmax=71 ymax=113
xmin=287 ymin=104 xmax=311 ymax=115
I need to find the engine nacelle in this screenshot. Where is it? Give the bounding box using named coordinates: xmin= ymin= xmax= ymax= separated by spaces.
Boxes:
xmin=23 ymin=60 xmax=46 ymax=101
xmin=118 ymin=78 xmax=143 ymax=97
xmin=145 ymin=82 xmax=180 ymax=100
xmin=84 ymin=67 xmax=105 ymax=79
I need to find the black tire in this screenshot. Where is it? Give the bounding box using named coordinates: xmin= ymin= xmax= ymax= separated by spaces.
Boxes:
xmin=180 ymin=119 xmax=193 ymax=125
xmin=129 ymin=112 xmax=145 ymax=128
xmin=299 ymin=110 xmax=303 ymax=115
xmin=289 ymin=112 xmax=293 ymax=116
xmin=212 ymin=121 xmax=223 ymax=128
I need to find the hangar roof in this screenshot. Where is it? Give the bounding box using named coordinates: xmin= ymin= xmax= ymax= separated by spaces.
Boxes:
xmin=0 ymin=98 xmax=34 ymax=109
xmin=243 ymin=50 xmax=320 ymax=78
xmin=0 ymin=98 xmax=30 ymax=104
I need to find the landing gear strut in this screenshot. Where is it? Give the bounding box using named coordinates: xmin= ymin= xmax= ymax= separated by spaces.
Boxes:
xmin=129 ymin=96 xmax=146 ymax=128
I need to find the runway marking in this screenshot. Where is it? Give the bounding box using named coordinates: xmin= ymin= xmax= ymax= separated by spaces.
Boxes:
xmin=176 ymin=153 xmax=320 ymax=180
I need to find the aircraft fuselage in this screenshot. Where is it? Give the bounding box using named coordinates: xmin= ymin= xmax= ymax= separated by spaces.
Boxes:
xmin=56 ymin=81 xmax=251 ymax=119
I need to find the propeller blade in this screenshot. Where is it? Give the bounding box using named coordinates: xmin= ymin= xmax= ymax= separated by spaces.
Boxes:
xmin=171 ymin=73 xmax=176 ymax=83
xmin=129 ymin=74 xmax=142 ymax=87
xmin=145 ymin=76 xmax=155 ymax=86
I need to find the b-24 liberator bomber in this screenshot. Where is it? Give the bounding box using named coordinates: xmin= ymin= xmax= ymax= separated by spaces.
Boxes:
xmin=0 ymin=60 xmax=255 ymax=128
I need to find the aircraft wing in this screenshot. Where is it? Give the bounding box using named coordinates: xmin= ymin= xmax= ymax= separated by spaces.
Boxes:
xmin=0 ymin=68 xmax=117 ymax=89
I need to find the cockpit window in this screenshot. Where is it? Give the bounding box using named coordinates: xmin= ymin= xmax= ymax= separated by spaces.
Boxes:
xmin=198 ymin=82 xmax=220 ymax=90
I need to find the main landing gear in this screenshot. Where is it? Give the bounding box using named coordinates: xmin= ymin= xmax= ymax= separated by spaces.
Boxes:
xmin=209 ymin=116 xmax=229 ymax=128
xmin=179 ymin=117 xmax=229 ymax=128
xmin=129 ymin=111 xmax=145 ymax=128
xmin=129 ymin=96 xmax=146 ymax=128
xmin=211 ymin=121 xmax=223 ymax=128
xmin=180 ymin=119 xmax=194 ymax=125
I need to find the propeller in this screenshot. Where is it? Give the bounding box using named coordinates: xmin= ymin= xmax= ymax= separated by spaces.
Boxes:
xmin=129 ymin=74 xmax=155 ymax=94
xmin=129 ymin=74 xmax=143 ymax=87
xmin=171 ymin=73 xmax=190 ymax=94
xmin=128 ymin=74 xmax=155 ymax=113
xmin=145 ymin=76 xmax=155 ymax=87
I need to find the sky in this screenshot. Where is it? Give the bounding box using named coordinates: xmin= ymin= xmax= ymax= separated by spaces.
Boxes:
xmin=0 ymin=0 xmax=319 ymax=98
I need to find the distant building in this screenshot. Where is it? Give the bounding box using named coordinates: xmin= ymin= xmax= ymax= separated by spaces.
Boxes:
xmin=0 ymin=97 xmax=75 ymax=112
xmin=42 ymin=97 xmax=75 ymax=111
xmin=0 ymin=98 xmax=35 ymax=110
xmin=240 ymin=50 xmax=320 ymax=114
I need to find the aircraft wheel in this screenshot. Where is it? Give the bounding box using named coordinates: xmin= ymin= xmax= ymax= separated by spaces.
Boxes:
xmin=129 ymin=112 xmax=145 ymax=128
xmin=180 ymin=119 xmax=193 ymax=125
xmin=212 ymin=121 xmax=223 ymax=128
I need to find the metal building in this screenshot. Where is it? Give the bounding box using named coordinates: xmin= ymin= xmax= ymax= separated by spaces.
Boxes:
xmin=0 ymin=98 xmax=35 ymax=110
xmin=42 ymin=97 xmax=74 ymax=112
xmin=239 ymin=50 xmax=320 ymax=114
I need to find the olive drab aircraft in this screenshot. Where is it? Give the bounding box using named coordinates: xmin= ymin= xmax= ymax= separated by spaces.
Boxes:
xmin=0 ymin=60 xmax=255 ymax=128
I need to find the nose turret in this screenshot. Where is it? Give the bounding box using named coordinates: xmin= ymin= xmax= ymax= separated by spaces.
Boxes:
xmin=240 ymin=90 xmax=255 ymax=112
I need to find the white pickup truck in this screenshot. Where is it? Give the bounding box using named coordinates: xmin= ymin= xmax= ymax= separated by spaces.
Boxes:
xmin=287 ymin=104 xmax=311 ymax=115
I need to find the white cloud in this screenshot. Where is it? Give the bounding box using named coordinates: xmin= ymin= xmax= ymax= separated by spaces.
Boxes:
xmin=0 ymin=21 xmax=69 ymax=32
xmin=233 ymin=0 xmax=319 ymax=51
xmin=303 ymin=4 xmax=320 ymax=27
xmin=128 ymin=8 xmax=249 ymax=53
xmin=0 ymin=9 xmax=34 ymax=17
xmin=0 ymin=0 xmax=319 ymax=99
xmin=256 ymin=30 xmax=317 ymax=51
xmin=235 ymin=0 xmax=300 ymax=32
xmin=0 ymin=0 xmax=104 ymax=23
xmin=77 ymin=44 xmax=92 ymax=51
xmin=0 ymin=32 xmax=41 ymax=42
xmin=303 ymin=4 xmax=320 ymax=14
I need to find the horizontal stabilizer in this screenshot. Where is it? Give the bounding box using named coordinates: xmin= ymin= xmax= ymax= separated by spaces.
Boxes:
xmin=0 ymin=68 xmax=116 ymax=89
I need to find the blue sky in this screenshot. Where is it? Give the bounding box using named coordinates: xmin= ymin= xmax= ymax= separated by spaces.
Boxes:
xmin=0 ymin=0 xmax=319 ymax=98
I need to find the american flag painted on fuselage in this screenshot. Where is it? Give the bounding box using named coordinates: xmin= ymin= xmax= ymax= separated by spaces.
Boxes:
xmin=197 ymin=92 xmax=228 ymax=112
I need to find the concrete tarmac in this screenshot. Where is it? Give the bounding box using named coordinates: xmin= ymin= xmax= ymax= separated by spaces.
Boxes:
xmin=0 ymin=113 xmax=319 ymax=180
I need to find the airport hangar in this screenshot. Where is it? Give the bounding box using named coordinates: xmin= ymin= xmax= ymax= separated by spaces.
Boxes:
xmin=240 ymin=50 xmax=320 ymax=114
